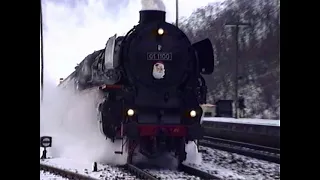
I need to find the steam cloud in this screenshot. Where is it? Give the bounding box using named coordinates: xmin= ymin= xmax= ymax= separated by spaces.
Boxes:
xmin=140 ymin=0 xmax=166 ymax=11
xmin=40 ymin=80 xmax=127 ymax=165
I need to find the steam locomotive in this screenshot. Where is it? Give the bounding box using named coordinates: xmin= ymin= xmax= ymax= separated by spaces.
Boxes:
xmin=59 ymin=10 xmax=214 ymax=165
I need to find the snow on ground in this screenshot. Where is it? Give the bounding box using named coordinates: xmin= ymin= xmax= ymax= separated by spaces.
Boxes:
xmin=202 ymin=117 xmax=280 ymax=127
xmin=185 ymin=146 xmax=280 ymax=180
xmin=145 ymin=169 xmax=201 ymax=180
xmin=40 ymin=143 xmax=201 ymax=180
xmin=123 ymin=142 xmax=203 ymax=180
xmin=40 ymin=158 xmax=137 ymax=180
xmin=40 ymin=170 xmax=69 ymax=180
xmin=40 ymin=140 xmax=280 ymax=180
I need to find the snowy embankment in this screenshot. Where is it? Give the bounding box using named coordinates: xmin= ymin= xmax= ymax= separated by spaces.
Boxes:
xmin=186 ymin=146 xmax=280 ymax=180
xmin=40 ymin=158 xmax=137 ymax=180
xmin=40 ymin=170 xmax=69 ymax=180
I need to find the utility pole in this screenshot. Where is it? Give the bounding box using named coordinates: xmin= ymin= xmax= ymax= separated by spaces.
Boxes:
xmin=175 ymin=0 xmax=179 ymax=27
xmin=40 ymin=0 xmax=44 ymax=102
xmin=225 ymin=22 xmax=251 ymax=119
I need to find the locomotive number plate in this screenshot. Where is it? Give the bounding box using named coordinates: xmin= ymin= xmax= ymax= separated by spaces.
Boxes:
xmin=147 ymin=52 xmax=172 ymax=61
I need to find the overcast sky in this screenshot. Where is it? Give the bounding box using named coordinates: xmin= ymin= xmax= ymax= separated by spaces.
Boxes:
xmin=42 ymin=0 xmax=222 ymax=83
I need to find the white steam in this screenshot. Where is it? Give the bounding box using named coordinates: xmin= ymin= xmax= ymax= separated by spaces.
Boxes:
xmin=140 ymin=0 xmax=166 ymax=11
xmin=40 ymin=80 xmax=127 ymax=165
xmin=184 ymin=141 xmax=202 ymax=165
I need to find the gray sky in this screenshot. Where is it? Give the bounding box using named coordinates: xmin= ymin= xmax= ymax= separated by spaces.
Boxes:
xmin=42 ymin=0 xmax=222 ymax=83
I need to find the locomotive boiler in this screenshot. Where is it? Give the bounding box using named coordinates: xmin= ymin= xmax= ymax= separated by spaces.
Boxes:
xmin=59 ymin=10 xmax=214 ymax=166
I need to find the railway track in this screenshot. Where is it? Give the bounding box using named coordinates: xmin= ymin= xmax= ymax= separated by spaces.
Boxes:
xmin=41 ymin=161 xmax=221 ymax=180
xmin=120 ymin=163 xmax=221 ymax=180
xmin=199 ymin=136 xmax=280 ymax=164
xmin=40 ymin=136 xmax=280 ymax=179
xmin=40 ymin=163 xmax=100 ymax=180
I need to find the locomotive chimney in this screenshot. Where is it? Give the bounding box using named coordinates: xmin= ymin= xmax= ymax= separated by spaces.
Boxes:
xmin=139 ymin=10 xmax=166 ymax=24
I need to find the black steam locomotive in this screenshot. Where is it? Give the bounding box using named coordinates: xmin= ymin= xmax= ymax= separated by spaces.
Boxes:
xmin=59 ymin=10 xmax=214 ymax=165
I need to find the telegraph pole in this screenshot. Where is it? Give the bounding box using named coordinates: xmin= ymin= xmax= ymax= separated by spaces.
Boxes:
xmin=225 ymin=22 xmax=251 ymax=119
xmin=175 ymin=0 xmax=179 ymax=27
xmin=40 ymin=0 xmax=44 ymax=102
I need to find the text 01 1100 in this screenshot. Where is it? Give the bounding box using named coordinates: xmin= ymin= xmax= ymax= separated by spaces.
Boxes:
xmin=147 ymin=52 xmax=172 ymax=61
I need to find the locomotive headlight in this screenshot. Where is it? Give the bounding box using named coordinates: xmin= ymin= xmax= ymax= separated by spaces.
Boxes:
xmin=190 ymin=110 xmax=197 ymax=118
xmin=127 ymin=109 xmax=135 ymax=116
xmin=157 ymin=28 xmax=164 ymax=35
